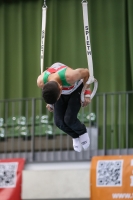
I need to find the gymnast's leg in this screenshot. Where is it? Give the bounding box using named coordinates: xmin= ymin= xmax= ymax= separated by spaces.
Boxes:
xmin=54 ymin=94 xmax=82 ymax=152
xmin=63 ymin=84 xmax=90 ymax=150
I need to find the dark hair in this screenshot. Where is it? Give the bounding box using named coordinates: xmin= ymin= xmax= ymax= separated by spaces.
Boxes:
xmin=42 ymin=81 xmax=60 ymax=104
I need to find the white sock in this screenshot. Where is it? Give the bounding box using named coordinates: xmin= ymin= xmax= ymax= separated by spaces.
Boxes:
xmin=72 ymin=138 xmax=82 ymax=152
xmin=79 ymin=133 xmax=90 ymax=150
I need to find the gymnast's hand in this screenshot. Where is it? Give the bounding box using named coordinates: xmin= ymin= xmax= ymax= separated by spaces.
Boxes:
xmin=81 ymin=97 xmax=91 ymax=107
xmin=46 ymin=104 xmax=54 ymax=112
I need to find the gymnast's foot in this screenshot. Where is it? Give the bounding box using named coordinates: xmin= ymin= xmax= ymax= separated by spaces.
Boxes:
xmin=72 ymin=138 xmax=82 ymax=152
xmin=79 ymin=133 xmax=90 ymax=150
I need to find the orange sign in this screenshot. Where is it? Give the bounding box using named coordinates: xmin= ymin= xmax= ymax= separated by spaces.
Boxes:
xmin=90 ymin=155 xmax=133 ymax=200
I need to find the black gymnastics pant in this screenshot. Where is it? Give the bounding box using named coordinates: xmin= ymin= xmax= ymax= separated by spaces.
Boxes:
xmin=54 ymin=83 xmax=87 ymax=138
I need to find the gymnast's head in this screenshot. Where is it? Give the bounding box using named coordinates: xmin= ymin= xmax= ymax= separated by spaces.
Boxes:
xmin=42 ymin=81 xmax=62 ymax=104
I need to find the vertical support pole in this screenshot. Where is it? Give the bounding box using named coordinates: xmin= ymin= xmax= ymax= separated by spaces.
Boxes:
xmin=31 ymin=98 xmax=35 ymax=162
xmin=96 ymin=95 xmax=99 ymax=156
xmin=103 ymin=94 xmax=107 ymax=155
xmin=5 ymin=101 xmax=8 ymax=157
xmin=126 ymin=93 xmax=129 ymax=154
xmin=118 ymin=94 xmax=121 ymax=154
xmin=111 ymin=95 xmax=114 ymax=153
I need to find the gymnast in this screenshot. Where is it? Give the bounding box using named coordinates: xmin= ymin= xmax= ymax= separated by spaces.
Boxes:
xmin=37 ymin=62 xmax=92 ymax=152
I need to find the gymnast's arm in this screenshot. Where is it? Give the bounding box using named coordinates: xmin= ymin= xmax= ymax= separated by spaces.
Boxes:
xmin=67 ymin=68 xmax=91 ymax=106
xmin=67 ymin=68 xmax=90 ymax=85
xmin=37 ymin=72 xmax=45 ymax=89
xmin=37 ymin=72 xmax=54 ymax=112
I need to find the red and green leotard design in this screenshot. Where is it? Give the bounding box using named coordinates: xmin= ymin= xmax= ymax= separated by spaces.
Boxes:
xmin=43 ymin=62 xmax=82 ymax=95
